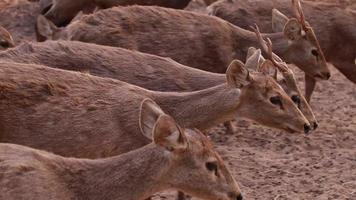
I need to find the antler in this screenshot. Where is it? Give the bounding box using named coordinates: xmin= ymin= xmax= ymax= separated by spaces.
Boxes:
xmin=292 ymin=0 xmax=308 ymax=31
xmin=251 ymin=24 xmax=290 ymax=73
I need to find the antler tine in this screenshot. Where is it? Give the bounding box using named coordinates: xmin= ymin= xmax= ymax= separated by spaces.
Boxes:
xmin=251 ymin=24 xmax=268 ymax=54
xmin=293 ymin=0 xmax=308 ymax=30
xmin=251 ymin=24 xmax=290 ymax=72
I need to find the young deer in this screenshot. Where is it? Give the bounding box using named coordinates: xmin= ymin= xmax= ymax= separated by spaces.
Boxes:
xmin=36 ymin=3 xmax=330 ymax=103
xmin=209 ymin=0 xmax=355 ymax=99
xmin=0 ymin=26 xmax=14 ymax=50
xmin=0 ymin=99 xmax=242 ymax=200
xmin=0 ymin=58 xmax=309 ymax=158
xmin=0 ymin=40 xmax=318 ymax=129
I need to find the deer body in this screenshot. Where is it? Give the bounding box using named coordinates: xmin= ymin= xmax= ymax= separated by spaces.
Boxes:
xmin=0 ymin=60 xmax=309 ymax=158
xmin=0 ymin=40 xmax=224 ymax=91
xmin=42 ymin=0 xmax=193 ymax=26
xmin=209 ymin=0 xmax=356 ymax=83
xmin=0 ymin=144 xmax=174 ymax=200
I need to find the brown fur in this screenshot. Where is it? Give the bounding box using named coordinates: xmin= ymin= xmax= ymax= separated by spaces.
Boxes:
xmin=0 ymin=40 xmax=223 ymax=91
xmin=0 ymin=60 xmax=308 ymax=158
xmin=0 ymin=0 xmax=41 ymax=43
xmin=0 ymin=107 xmax=241 ymax=200
xmin=209 ymin=0 xmax=356 ymax=84
xmin=41 ymin=0 xmax=193 ymax=27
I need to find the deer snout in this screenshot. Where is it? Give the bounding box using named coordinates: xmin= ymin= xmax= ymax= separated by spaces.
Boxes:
xmin=304 ymin=123 xmax=312 ymax=134
xmin=228 ymin=192 xmax=243 ymax=200
xmin=312 ymin=121 xmax=318 ymax=130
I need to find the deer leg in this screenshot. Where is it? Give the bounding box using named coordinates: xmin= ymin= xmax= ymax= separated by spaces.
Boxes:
xmin=224 ymin=121 xmax=235 ymax=135
xmin=304 ymin=74 xmax=316 ymax=103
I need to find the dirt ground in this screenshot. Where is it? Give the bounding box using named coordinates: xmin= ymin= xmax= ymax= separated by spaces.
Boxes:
xmin=1 ymin=0 xmax=355 ymax=200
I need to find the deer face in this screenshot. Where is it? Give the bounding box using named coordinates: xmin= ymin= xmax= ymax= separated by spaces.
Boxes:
xmin=0 ymin=26 xmax=15 ymax=51
xmin=139 ymin=99 xmax=242 ymax=200
xmin=272 ymin=7 xmax=330 ymax=80
xmin=168 ymin=129 xmax=242 ymax=200
xmin=226 ymin=56 xmax=311 ymax=133
xmin=277 ymin=71 xmax=318 ymax=130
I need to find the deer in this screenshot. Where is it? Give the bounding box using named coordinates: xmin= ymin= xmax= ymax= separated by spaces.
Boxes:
xmin=0 ymin=98 xmax=243 ymax=200
xmin=0 ymin=55 xmax=311 ymax=157
xmin=0 ymin=40 xmax=318 ymax=130
xmin=209 ymin=0 xmax=356 ymax=100
xmin=36 ymin=2 xmax=330 ymax=103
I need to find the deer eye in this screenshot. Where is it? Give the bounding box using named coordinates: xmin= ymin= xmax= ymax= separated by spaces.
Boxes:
xmin=291 ymin=95 xmax=301 ymax=106
xmin=0 ymin=41 xmax=9 ymax=48
xmin=311 ymin=49 xmax=318 ymax=57
xmin=206 ymin=162 xmax=218 ymax=174
xmin=270 ymin=96 xmax=282 ymax=106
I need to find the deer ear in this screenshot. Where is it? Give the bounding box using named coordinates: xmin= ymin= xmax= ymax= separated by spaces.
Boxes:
xmin=70 ymin=11 xmax=84 ymax=23
xmin=272 ymin=8 xmax=289 ymax=32
xmin=139 ymin=98 xmax=165 ymax=140
xmin=226 ymin=60 xmax=252 ymax=88
xmin=245 ymin=48 xmax=262 ymax=71
xmin=153 ymin=115 xmax=187 ymax=151
xmin=36 ymin=15 xmax=59 ymax=40
xmin=0 ymin=26 xmax=15 ymax=48
xmin=258 ymin=60 xmax=277 ymax=79
xmin=283 ymin=18 xmax=302 ymax=41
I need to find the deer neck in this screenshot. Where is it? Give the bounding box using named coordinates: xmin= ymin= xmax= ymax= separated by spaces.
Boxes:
xmin=56 ymin=144 xmax=171 ymax=200
xmin=264 ymin=32 xmax=290 ymax=58
xmin=152 ymin=84 xmax=241 ymax=130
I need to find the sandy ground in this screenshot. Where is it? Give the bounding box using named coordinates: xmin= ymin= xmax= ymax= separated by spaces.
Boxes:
xmin=1 ymin=0 xmax=355 ymax=200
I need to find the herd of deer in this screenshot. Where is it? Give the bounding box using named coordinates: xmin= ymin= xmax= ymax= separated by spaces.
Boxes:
xmin=0 ymin=0 xmax=354 ymax=199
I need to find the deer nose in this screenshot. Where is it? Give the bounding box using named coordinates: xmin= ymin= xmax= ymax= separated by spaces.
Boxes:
xmin=228 ymin=192 xmax=243 ymax=200
xmin=312 ymin=121 xmax=318 ymax=130
xmin=236 ymin=194 xmax=243 ymax=200
xmin=324 ymin=72 xmax=331 ymax=80
xmin=304 ymin=123 xmax=311 ymax=134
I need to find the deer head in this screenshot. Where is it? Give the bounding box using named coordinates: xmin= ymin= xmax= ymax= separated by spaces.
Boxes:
xmin=271 ymin=0 xmax=330 ymax=80
xmin=246 ymin=46 xmax=318 ymax=130
xmin=0 ymin=26 xmax=15 ymax=50
xmin=251 ymin=24 xmax=318 ymax=130
xmin=139 ymin=98 xmax=242 ymax=200
xmin=226 ymin=53 xmax=311 ymax=133
xmin=36 ymin=14 xmax=67 ymax=41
